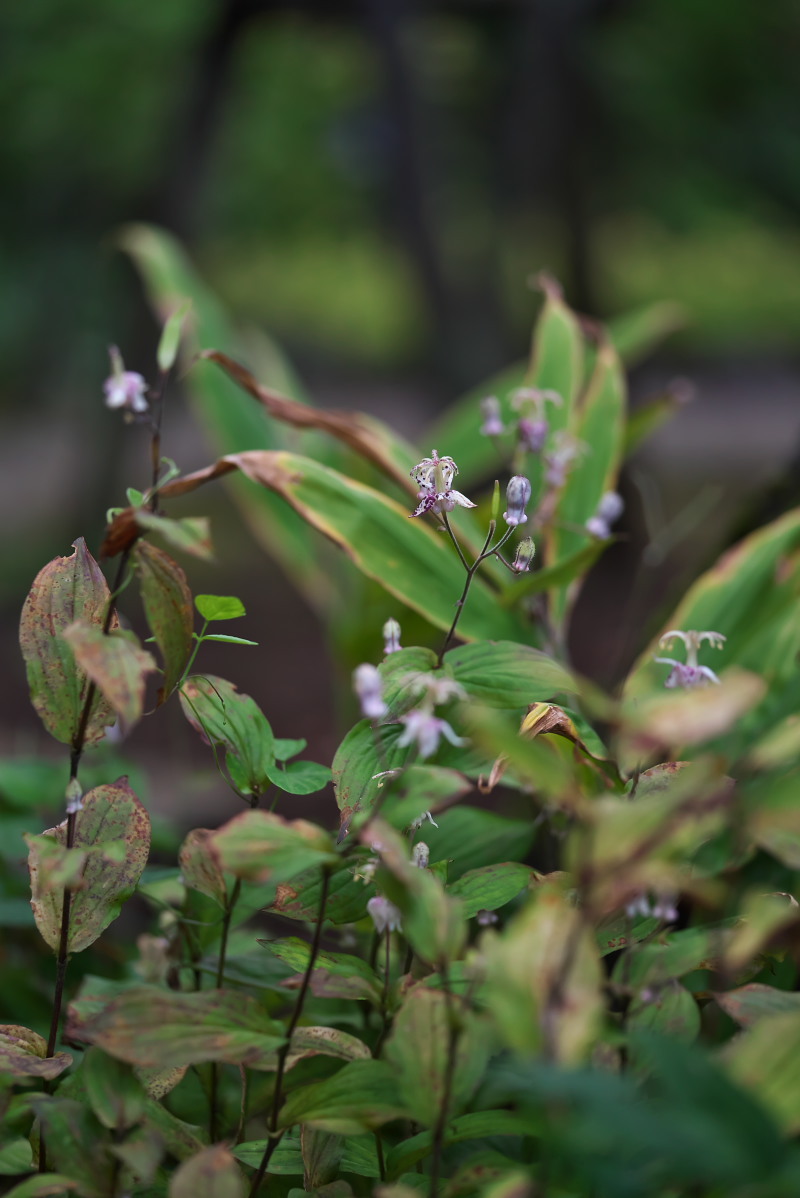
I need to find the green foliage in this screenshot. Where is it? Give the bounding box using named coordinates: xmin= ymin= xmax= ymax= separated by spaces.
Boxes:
xmin=7 ymin=259 xmax=800 ymax=1198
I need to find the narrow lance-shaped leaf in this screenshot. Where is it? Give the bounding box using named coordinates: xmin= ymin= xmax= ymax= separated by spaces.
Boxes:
xmin=19 ymin=538 xmax=118 ymax=745
xmin=135 ymin=541 xmax=194 ymax=704
xmin=62 ymin=622 xmax=157 ymax=731
xmin=28 ymin=779 xmax=151 ymax=953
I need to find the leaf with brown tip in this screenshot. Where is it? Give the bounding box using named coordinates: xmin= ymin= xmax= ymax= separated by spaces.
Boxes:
xmin=61 ymin=622 xmax=157 ymax=730
xmin=0 ymin=1024 xmax=72 ymax=1080
xmin=135 ymin=541 xmax=194 ymax=703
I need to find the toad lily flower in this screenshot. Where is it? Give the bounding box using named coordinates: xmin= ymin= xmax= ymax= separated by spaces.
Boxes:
xmin=410 ymin=450 xmax=476 ymax=518
xmin=353 ymin=663 xmax=388 ymax=719
xmin=103 ymin=346 xmax=149 ymax=416
xmin=586 ymin=491 xmax=624 ymax=540
xmin=396 ymin=671 xmax=468 ymax=759
xmin=655 ymin=629 xmax=726 ymax=689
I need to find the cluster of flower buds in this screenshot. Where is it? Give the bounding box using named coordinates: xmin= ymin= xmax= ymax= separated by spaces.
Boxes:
xmin=586 ymin=492 xmax=624 ymax=540
xmin=655 ymin=629 xmax=726 ymax=689
xmin=410 ymin=450 xmax=476 ymax=519
xmin=103 ymin=346 xmax=149 ymax=418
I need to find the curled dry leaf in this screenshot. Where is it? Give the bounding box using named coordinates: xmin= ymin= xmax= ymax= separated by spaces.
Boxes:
xmin=19 ymin=537 xmax=118 ymax=745
xmin=0 ymin=1024 xmax=72 ymax=1080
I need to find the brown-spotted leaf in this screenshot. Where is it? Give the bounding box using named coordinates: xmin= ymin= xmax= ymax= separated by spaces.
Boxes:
xmin=135 ymin=541 xmax=193 ymax=704
xmin=29 ymin=779 xmax=151 ymax=953
xmin=66 ymin=986 xmax=285 ymax=1070
xmin=62 ymin=621 xmax=157 ymax=730
xmin=169 ymin=1144 xmax=247 ymax=1198
xmin=0 ymin=1024 xmax=72 ymax=1079
xmin=22 ymin=835 xmax=87 ymax=893
xmin=210 ymin=809 xmax=337 ymax=885
xmin=179 ymin=828 xmax=228 ymax=908
xmin=19 ymin=538 xmax=118 ymax=745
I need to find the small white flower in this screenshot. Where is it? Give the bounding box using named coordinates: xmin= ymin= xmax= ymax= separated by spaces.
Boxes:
xmin=410 ymin=449 xmax=476 ymax=519
xmin=396 ymin=710 xmax=467 ymax=759
xmin=655 ymin=629 xmax=725 ymax=690
xmin=103 ymin=346 xmax=148 ymax=414
xmin=353 ymin=663 xmax=388 ymax=720
xmin=367 ymin=895 xmax=402 ymax=934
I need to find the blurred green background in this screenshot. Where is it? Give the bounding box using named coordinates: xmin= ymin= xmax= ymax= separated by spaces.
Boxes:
xmin=2 ymin=0 xmax=800 ymax=801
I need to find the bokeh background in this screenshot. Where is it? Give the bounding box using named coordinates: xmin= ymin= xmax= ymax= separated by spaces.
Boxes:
xmin=2 ymin=0 xmax=800 ymax=822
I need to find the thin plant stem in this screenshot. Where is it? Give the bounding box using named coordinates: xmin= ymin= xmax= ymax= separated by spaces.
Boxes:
xmin=248 ymin=866 xmax=332 ymax=1198
xmin=441 ymin=512 xmax=470 ymax=572
xmin=374 ymin=1131 xmax=387 ymax=1182
xmin=149 ymin=368 xmax=169 ymax=510
xmin=428 ymin=963 xmax=460 ymax=1198
xmin=373 ymin=930 xmax=393 ymax=1059
xmin=437 ymin=522 xmax=502 ymax=665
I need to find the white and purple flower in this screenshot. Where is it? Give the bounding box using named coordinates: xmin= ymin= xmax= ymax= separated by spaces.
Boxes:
xmin=479 ymin=395 xmax=505 ymax=437
xmin=655 ymin=629 xmax=726 ymax=689
xmin=103 ymin=346 xmax=149 ymax=415
xmin=353 ymin=663 xmax=388 ymax=720
xmin=410 ymin=450 xmax=476 ymax=519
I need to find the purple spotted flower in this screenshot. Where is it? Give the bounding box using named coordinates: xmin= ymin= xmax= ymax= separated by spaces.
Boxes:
xmin=655 ymin=629 xmax=726 ymax=689
xmin=410 ymin=450 xmax=476 ymax=519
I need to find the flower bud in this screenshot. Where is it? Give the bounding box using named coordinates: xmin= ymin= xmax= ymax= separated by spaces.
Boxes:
xmin=518 ymin=417 xmax=548 ymax=453
xmin=382 ymin=618 xmax=402 ymax=656
xmin=412 ymin=842 xmax=430 ymax=869
xmin=367 ymin=895 xmax=402 ymax=934
xmin=503 ymin=475 xmax=532 ymax=526
xmin=479 ymin=395 xmax=504 ymax=437
xmin=353 ymin=663 xmax=388 ymax=720
xmin=512 ymin=537 xmax=535 ymax=573
xmin=103 ymin=346 xmax=148 ymax=416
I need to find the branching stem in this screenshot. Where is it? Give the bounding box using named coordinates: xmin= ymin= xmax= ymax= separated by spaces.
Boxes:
xmin=248 ymin=865 xmax=332 ymax=1197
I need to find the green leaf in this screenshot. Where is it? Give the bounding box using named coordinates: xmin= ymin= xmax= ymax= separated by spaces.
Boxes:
xmin=594 ymin=912 xmax=659 ymax=956
xmin=157 ymin=299 xmax=190 ymax=373
xmin=627 ymin=981 xmax=700 ymax=1044
xmin=61 ymin=622 xmax=157 ymax=731
xmin=169 ymin=1144 xmax=247 ymax=1198
xmin=481 ymin=882 xmax=603 ymax=1062
xmin=119 ymin=224 xmax=332 ymax=610
xmin=179 ymin=674 xmax=275 ymax=794
xmin=201 ymin=634 xmax=259 ymax=645
xmin=612 ymin=923 xmax=730 ymax=991
xmin=265 ymin=860 xmax=370 ymax=926
xmin=0 ymin=1023 xmax=71 ymax=1080
xmin=274 ymin=737 xmax=307 ymax=761
xmin=549 ymin=340 xmax=626 ymax=622
xmin=447 ymin=863 xmax=534 ymax=918
xmin=278 ymin=1060 xmax=407 ymax=1133
xmin=265 ymin=760 xmax=332 ymax=795
xmin=28 ymin=1097 xmax=115 ymax=1197
xmin=715 ymin=984 xmax=800 ymax=1028
xmin=723 ymin=1012 xmax=800 ymax=1133
xmin=364 ymin=764 xmax=471 ymax=833
xmin=624 ymin=505 xmax=800 ymax=752
xmin=67 ymin=986 xmax=285 ymax=1070
xmin=135 ymin=511 xmax=213 ymax=560
xmin=19 ymin=538 xmax=117 ymax=745
xmin=126 ymin=487 xmax=144 ymax=507
xmin=234 ymin=1133 xmax=303 ymax=1175
xmin=445 ymin=641 xmax=575 ymax=707
xmin=84 ymin=1046 xmax=147 ymax=1131
xmin=385 ymin=1111 xmax=533 ymax=1179
xmin=28 ymin=779 xmax=150 ymax=954
xmin=195 ymin=594 xmax=246 ymax=621
xmin=260 ymin=937 xmax=383 ymax=1004
xmin=384 ymin=989 xmax=492 ymax=1128
xmin=332 ymin=721 xmax=412 ymax=831
xmin=1 ymin=1179 xmax=78 ymax=1197
xmin=135 ymin=540 xmax=193 ymax=704
xmin=210 ymin=809 xmax=337 ymax=884
xmin=301 ymin=1127 xmax=342 ymax=1190
xmin=416 ymin=807 xmax=539 ymax=881
xmin=178 ymin=828 xmax=229 ymax=908
xmin=218 ymin=451 xmax=530 ymax=643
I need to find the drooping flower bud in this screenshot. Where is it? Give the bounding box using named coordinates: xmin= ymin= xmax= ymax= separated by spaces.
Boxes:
xmin=512 ymin=537 xmax=536 ymax=573
xmin=479 ymin=395 xmax=504 ymax=437
xmin=353 ymin=663 xmax=388 ymax=720
xmin=383 ymin=618 xmax=402 ymax=656
xmin=503 ymin=475 xmax=532 ymax=526
xmin=412 ymin=842 xmax=430 ymax=869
